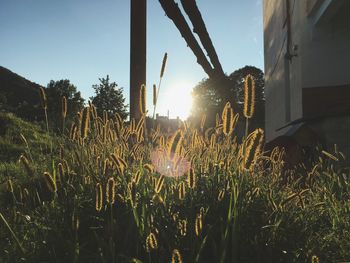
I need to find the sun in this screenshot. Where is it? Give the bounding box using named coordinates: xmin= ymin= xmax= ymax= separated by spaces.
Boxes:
xmin=157 ymin=81 xmax=193 ymax=120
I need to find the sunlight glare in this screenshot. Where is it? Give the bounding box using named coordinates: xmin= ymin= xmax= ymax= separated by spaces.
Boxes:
xmin=158 ymin=81 xmax=193 ymax=120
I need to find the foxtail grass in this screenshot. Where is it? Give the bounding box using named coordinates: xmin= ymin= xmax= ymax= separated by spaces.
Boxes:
xmin=153 ymin=52 xmax=168 ymax=120
xmin=243 ymin=74 xmax=255 ymax=137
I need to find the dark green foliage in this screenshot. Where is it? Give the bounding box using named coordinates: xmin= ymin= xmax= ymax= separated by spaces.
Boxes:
xmin=191 ymin=77 xmax=224 ymax=126
xmin=45 ymin=79 xmax=85 ymax=131
xmin=0 ymin=112 xmax=55 ymax=213
xmin=90 ymin=75 xmax=128 ymax=120
xmin=192 ymin=66 xmax=265 ymax=132
xmin=0 ymin=112 xmax=51 ymax=163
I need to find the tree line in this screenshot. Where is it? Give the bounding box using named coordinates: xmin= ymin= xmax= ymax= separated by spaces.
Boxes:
xmin=1 ymin=66 xmax=264 ymax=134
xmin=43 ymin=76 xmax=128 ymax=132
xmin=0 ymin=74 xmax=128 ymax=132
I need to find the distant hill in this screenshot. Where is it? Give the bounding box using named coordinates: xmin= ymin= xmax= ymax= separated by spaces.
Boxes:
xmin=0 ymin=66 xmax=43 ymax=120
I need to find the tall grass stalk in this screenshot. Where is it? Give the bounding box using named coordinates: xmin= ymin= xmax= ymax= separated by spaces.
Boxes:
xmin=0 ymin=212 xmax=25 ymax=254
xmin=243 ymin=74 xmax=255 ymax=138
xmin=62 ymin=96 xmax=67 ymax=134
xmin=39 ymin=87 xmax=49 ymax=134
xmin=152 ymin=52 xmax=168 ymax=121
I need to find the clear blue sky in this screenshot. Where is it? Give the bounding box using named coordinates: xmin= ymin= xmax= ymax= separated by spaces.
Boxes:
xmin=0 ymin=0 xmax=263 ymax=119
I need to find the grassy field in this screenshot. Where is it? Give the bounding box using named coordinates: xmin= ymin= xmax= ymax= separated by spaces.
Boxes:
xmin=0 ymin=104 xmax=350 ymax=263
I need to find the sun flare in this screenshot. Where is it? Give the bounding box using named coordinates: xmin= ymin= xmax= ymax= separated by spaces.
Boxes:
xmin=158 ymin=81 xmax=193 ymax=120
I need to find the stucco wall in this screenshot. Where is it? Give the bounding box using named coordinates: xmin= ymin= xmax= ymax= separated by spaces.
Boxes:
xmin=302 ymin=0 xmax=350 ymax=88
xmin=263 ymin=0 xmax=303 ymax=141
xmin=263 ymin=0 xmax=350 ymax=142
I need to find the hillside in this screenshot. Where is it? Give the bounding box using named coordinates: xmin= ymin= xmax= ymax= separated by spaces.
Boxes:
xmin=0 ymin=66 xmax=43 ymax=120
xmin=0 ymin=112 xmax=51 ymax=162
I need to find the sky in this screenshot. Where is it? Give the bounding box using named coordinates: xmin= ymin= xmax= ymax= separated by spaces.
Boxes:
xmin=0 ymin=0 xmax=264 ymax=120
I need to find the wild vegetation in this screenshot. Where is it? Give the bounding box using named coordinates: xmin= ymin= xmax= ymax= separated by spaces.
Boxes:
xmin=192 ymin=65 xmax=265 ymax=133
xmin=0 ymin=72 xmax=349 ymax=263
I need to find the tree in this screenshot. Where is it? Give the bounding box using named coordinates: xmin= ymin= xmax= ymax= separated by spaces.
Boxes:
xmin=191 ymin=66 xmax=265 ymax=133
xmin=90 ymin=75 xmax=128 ymax=120
xmin=191 ymin=77 xmax=223 ymax=126
xmin=46 ymin=79 xmax=85 ymax=131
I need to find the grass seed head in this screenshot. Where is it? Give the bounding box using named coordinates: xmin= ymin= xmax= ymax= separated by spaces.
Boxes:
xmin=39 ymin=87 xmax=47 ymax=109
xmin=132 ymin=170 xmax=142 ymax=185
xmin=218 ymin=189 xmax=225 ymax=201
xmin=80 ymin=107 xmax=90 ymax=140
xmin=136 ymin=125 xmax=144 ymax=143
xmin=103 ymin=110 xmax=108 ymax=124
xmin=110 ymin=153 xmax=127 ymax=175
xmin=106 ymin=177 xmax=116 ymax=204
xmin=195 ymin=213 xmax=203 ymax=236
xmin=7 ymin=179 xmax=14 ymax=193
xmin=178 ymin=219 xmax=187 ymax=236
xmin=155 ymin=175 xmax=165 ymax=194
xmin=160 ymin=52 xmax=168 ymax=78
xmin=171 ymin=249 xmax=183 ymax=263
xmin=128 ymin=181 xmax=138 ymax=208
xmin=222 ymin=102 xmax=238 ymax=136
xmin=139 ymin=84 xmax=146 ymax=115
xmin=62 ymin=96 xmax=67 ymax=118
xmin=19 ymin=155 xmax=33 ymax=177
xmin=187 ymin=168 xmax=196 ymax=189
xmin=143 ymin=163 xmax=154 ymax=173
xmin=146 ymin=232 xmax=158 ymax=251
xmin=43 ymin=172 xmax=57 ymax=193
xmin=178 ymin=182 xmax=186 ymax=200
xmin=222 ymin=102 xmax=232 ymax=135
xmin=311 ymin=255 xmax=320 ymax=263
xmin=321 ymin=150 xmax=339 ymax=162
xmin=95 ymin=183 xmax=103 ymax=212
xmin=19 ymin=133 xmax=28 ymax=146
xmin=243 ymin=74 xmax=255 ymax=119
xmin=167 ymin=130 xmax=184 ymax=161
xmin=57 ymin=163 xmax=65 ymax=183
xmin=153 ymin=84 xmax=157 ymax=106
xmin=70 ymin=123 xmax=78 ymax=141
xmin=242 ymin=128 xmax=264 ymax=171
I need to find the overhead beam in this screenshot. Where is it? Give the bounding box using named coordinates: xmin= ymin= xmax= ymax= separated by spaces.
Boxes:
xmin=159 ymin=0 xmax=215 ymax=78
xmin=180 ymin=0 xmax=225 ymax=78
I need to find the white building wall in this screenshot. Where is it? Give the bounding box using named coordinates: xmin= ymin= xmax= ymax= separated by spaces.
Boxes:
xmin=263 ymin=0 xmax=303 ymax=141
xmin=302 ymin=1 xmax=350 ymax=88
xmin=263 ymin=0 xmax=350 ymax=142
